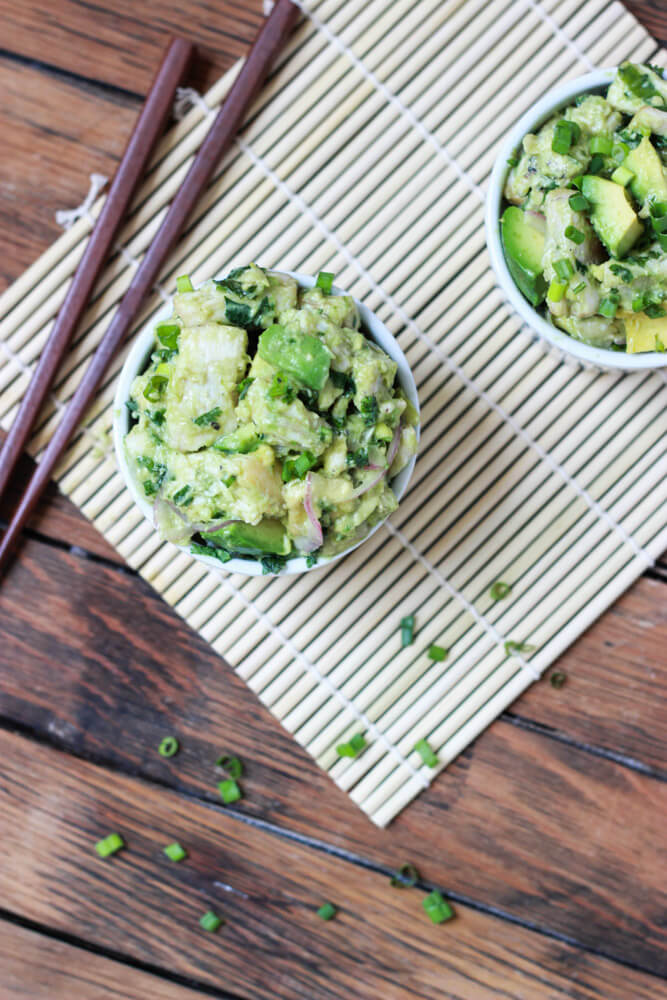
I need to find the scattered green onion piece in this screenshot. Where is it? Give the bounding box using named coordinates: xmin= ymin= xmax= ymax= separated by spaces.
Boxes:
xmin=655 ymin=336 xmax=666 ymax=353
xmin=618 ymin=63 xmax=662 ymax=103
xmin=611 ymin=164 xmax=634 ymax=186
xmin=547 ymin=280 xmax=567 ymax=303
xmin=193 ymin=406 xmax=222 ymax=427
xmin=222 ymin=475 xmax=236 ymax=488
xmin=95 ymin=833 xmax=125 ymax=858
xmin=190 ymin=543 xmax=231 ymax=563
xmin=156 ymin=323 xmax=180 ymax=350
xmin=571 ymin=175 xmax=585 ymax=190
xmin=644 ymin=303 xmax=666 ymax=318
xmin=422 ymin=890 xmax=455 ymax=925
xmin=316 ymin=271 xmax=334 ymax=294
xmin=306 ymin=553 xmax=318 ymax=568
xmin=504 ymin=640 xmax=535 ymax=656
xmin=550 ymin=671 xmax=567 ymax=689
xmin=158 ymin=736 xmax=179 ymax=758
xmin=489 ymin=580 xmax=512 ymax=601
xmin=612 ymin=141 xmax=630 ymax=163
xmin=632 ymin=293 xmax=645 ymax=312
xmin=199 ymin=910 xmax=223 ymax=932
xmin=238 ymin=377 xmax=254 ymax=400
xmin=218 ymin=779 xmax=242 ymax=804
xmin=572 ymin=282 xmax=586 ymax=295
xmin=588 ymin=154 xmax=605 ymax=175
xmin=216 ymin=754 xmax=243 ymax=780
xmin=553 ymin=258 xmax=574 ymax=282
xmin=414 ymin=738 xmax=439 ymax=768
xmin=317 ymin=902 xmax=337 ymax=920
xmin=164 ymin=842 xmax=187 ymax=862
xmin=400 ymin=613 xmax=415 ymax=647
xmin=143 ymin=374 xmax=168 ymax=402
xmin=609 ymin=263 xmax=633 ymax=282
xmin=427 ymin=644 xmax=448 ymax=661
xmin=551 ymin=119 xmax=578 ymax=154
xmin=564 ymin=225 xmax=585 ymax=245
xmin=336 ymin=733 xmax=367 ymax=758
xmin=176 ymin=274 xmax=193 ymax=293
xmin=506 ymin=155 xmax=519 ymax=168
xmin=589 ymin=135 xmax=613 ymax=155
xmin=390 ymin=863 xmax=420 ymax=888
xmin=568 ymin=193 xmax=590 ymax=213
xmin=599 ymin=297 xmax=618 ymax=318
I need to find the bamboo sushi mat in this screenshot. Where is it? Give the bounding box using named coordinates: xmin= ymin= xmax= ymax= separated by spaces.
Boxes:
xmin=2 ymin=0 xmax=667 ymax=827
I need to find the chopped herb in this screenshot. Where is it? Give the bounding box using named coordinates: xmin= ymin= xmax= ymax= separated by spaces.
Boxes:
xmin=655 ymin=336 xmax=666 ymax=352
xmin=632 ymin=293 xmax=645 ymax=312
xmin=255 ymin=295 xmax=272 ymax=322
xmin=216 ymin=754 xmax=243 ymax=779
xmin=336 ymin=733 xmax=367 ymax=758
xmin=147 ymin=408 xmax=165 ymax=426
xmin=390 ymin=863 xmax=420 ymax=888
xmin=158 ymin=736 xmax=179 ymax=758
xmin=588 ymin=154 xmax=604 ymax=175
xmin=238 ymin=377 xmax=254 ymax=400
xmin=282 ymin=450 xmax=317 ymax=482
xmin=572 ymin=282 xmax=586 ymax=294
xmin=346 ymin=447 xmax=369 ymax=468
xmin=224 ymin=297 xmax=253 ymax=327
xmin=644 ymin=303 xmax=666 ymax=318
xmin=190 ymin=543 xmax=231 ymax=563
xmin=305 ymin=553 xmax=318 ymax=568
xmin=599 ymin=297 xmax=618 ymax=318
xmin=164 ymin=842 xmax=187 ymax=862
xmin=414 ymin=738 xmax=439 ymax=768
xmin=94 ymin=833 xmax=125 ymax=858
xmin=218 ymin=779 xmax=242 ymax=804
xmin=360 ymin=395 xmax=379 ymax=426
xmin=316 ymin=271 xmax=335 ymax=294
xmin=400 ymin=613 xmax=415 ymax=647
xmin=142 ymin=480 xmax=158 ymax=496
xmin=568 ymin=193 xmax=590 ymax=213
xmin=193 ymin=406 xmax=222 ymax=427
xmin=126 ymin=398 xmax=139 ymax=419
xmin=172 ymin=485 xmax=193 ymax=506
xmin=331 ymin=370 xmax=355 ymax=396
xmin=156 ymin=323 xmax=180 ymax=350
xmin=176 ymin=275 xmax=193 ymax=293
xmin=506 ymin=155 xmax=519 ymax=167
xmin=143 ymin=374 xmax=168 ymax=402
xmin=504 ymin=639 xmax=535 ymax=656
xmin=553 ymin=258 xmax=574 ymax=281
xmin=427 ymin=644 xmax=448 ymax=661
xmin=423 ymin=891 xmax=455 ymax=924
xmin=550 ymin=670 xmax=567 ymax=689
xmin=199 ymin=910 xmax=223 ymax=933
xmin=261 ymin=554 xmax=287 ymax=574
xmin=489 ymin=581 xmax=512 ymax=600
xmin=268 ymin=373 xmax=296 ymax=402
xmin=609 ymin=263 xmax=633 ymax=283
xmin=618 ymin=62 xmax=665 ymax=105
xmin=564 ymin=225 xmax=585 ymax=244
xmin=222 ymin=475 xmax=236 ymax=488
xmin=155 ymin=347 xmax=176 ymax=363
xmin=316 ymin=902 xmax=337 ymax=920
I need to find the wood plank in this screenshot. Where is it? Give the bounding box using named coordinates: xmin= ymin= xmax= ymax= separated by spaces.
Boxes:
xmin=625 ymin=1 xmax=667 ymax=46
xmin=0 ymin=0 xmax=261 ymax=95
xmin=1 ymin=537 xmax=666 ymax=972
xmin=0 ymin=727 xmax=664 ymax=1000
xmin=0 ymin=920 xmax=224 ymax=1000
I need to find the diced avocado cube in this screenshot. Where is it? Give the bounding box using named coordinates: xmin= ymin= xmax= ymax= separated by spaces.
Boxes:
xmin=205 ymin=518 xmax=291 ymax=556
xmin=624 ymin=312 xmax=667 ymax=353
xmin=500 ymin=206 xmax=548 ymax=307
xmin=258 ymin=324 xmax=331 ymax=391
xmin=623 ymin=135 xmax=667 ymax=207
xmin=580 ymin=176 xmax=643 ymax=258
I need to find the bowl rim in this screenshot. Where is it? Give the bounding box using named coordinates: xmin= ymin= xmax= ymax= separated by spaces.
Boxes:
xmin=485 ymin=66 xmax=667 ymax=371
xmin=112 ymin=269 xmax=420 ymax=576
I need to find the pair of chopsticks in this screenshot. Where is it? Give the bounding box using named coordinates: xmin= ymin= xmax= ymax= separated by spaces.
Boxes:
xmin=0 ymin=0 xmax=299 ymax=578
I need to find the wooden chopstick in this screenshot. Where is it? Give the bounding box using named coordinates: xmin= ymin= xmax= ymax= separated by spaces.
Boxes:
xmin=0 ymin=37 xmax=193 ymax=507
xmin=0 ymin=0 xmax=300 ymax=578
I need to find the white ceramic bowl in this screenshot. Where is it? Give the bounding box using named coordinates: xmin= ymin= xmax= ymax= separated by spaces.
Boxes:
xmin=485 ymin=68 xmax=667 ymax=371
xmin=113 ymin=271 xmax=420 ymax=576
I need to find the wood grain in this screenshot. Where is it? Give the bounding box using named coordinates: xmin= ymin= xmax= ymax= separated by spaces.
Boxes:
xmin=0 ymin=727 xmax=664 ymax=1000
xmin=1 ymin=537 xmax=666 ymax=972
xmin=0 ymin=920 xmax=225 ymax=1000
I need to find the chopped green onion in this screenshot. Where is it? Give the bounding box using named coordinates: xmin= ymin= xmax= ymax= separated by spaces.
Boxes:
xmin=571 ymin=175 xmax=585 ymax=190
xmin=568 ymin=193 xmax=590 ymax=213
xmin=618 ymin=62 xmax=663 ymax=104
xmin=572 ymin=282 xmax=586 ymax=294
xmin=199 ymin=910 xmax=223 ymax=932
xmin=599 ymin=297 xmax=618 ymax=318
xmin=216 ymin=754 xmax=243 ymax=780
xmin=549 ymin=671 xmax=567 ymax=689
xmin=632 ymin=293 xmax=645 ymax=312
xmin=588 ymin=154 xmax=605 ymax=175
xmin=316 ymin=271 xmax=335 ymax=294
xmin=553 ymin=258 xmax=574 ymax=281
xmin=612 ymin=141 xmax=630 ymax=164
xmin=222 ymin=475 xmax=236 ymax=488
xmin=282 ymin=450 xmax=317 ymax=482
xmin=564 ymin=225 xmax=585 ymax=245
xmin=158 ymin=736 xmax=179 ymax=758
xmin=218 ymin=779 xmax=242 ymax=804
xmin=193 ymin=406 xmax=222 ymax=427
xmin=190 ymin=543 xmax=231 ymax=563
xmin=422 ymin=890 xmax=455 ymax=924
xmin=655 ymin=336 xmax=666 ymax=353
xmin=506 ymin=155 xmax=519 ymax=168
xmin=504 ymin=640 xmax=535 ymax=656
xmin=414 ymin=738 xmax=439 ymax=768
xmin=400 ymin=613 xmax=415 ymax=647
xmin=172 ymin=485 xmax=192 ymax=506
xmin=360 ymin=395 xmax=379 ymax=426
xmin=238 ymin=377 xmax=254 ymax=400
xmin=427 ymin=644 xmax=448 ymax=661
xmin=552 ymin=119 xmax=579 ymax=154
xmin=316 ymin=902 xmax=337 ymax=920
xmin=609 ymin=263 xmax=633 ymax=282
xmin=164 ymin=842 xmax=187 ymax=862
xmin=268 ymin=373 xmax=295 ymax=402
xmin=489 ymin=580 xmax=512 ymax=601
xmin=143 ymin=374 xmax=168 ymax=402
xmin=156 ymin=323 xmax=180 ymax=350
xmin=336 ymin=733 xmax=367 ymax=758
xmin=306 ymin=553 xmax=318 ymax=568
xmin=390 ymin=863 xmax=420 ymax=888
xmin=644 ymin=303 xmax=666 ymax=318
xmin=589 ymin=135 xmax=613 ymax=155
xmin=176 ymin=275 xmax=193 ymax=293
xmin=94 ymin=833 xmax=125 ymax=858
xmin=611 ymin=164 xmax=634 ymax=186
xmin=547 ymin=280 xmax=567 ymax=303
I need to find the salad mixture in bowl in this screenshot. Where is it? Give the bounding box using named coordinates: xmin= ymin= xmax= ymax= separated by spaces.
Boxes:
xmin=500 ymin=62 xmax=667 ymax=357
xmin=117 ymin=266 xmax=419 ymax=574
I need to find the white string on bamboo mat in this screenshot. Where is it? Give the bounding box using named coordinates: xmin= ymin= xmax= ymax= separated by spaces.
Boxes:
xmin=216 ymin=570 xmax=431 ymax=788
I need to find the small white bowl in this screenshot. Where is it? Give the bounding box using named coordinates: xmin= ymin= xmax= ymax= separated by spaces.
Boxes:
xmin=113 ymin=271 xmax=419 ymax=576
xmin=485 ymin=68 xmax=667 ymax=371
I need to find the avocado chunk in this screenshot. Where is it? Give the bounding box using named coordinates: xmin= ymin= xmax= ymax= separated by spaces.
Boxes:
xmin=205 ymin=518 xmax=291 ymax=556
xmin=500 ymin=206 xmax=548 ymax=306
xmin=623 ymin=312 xmax=667 ymax=353
xmin=580 ymin=176 xmax=643 ymax=258
xmin=258 ymin=323 xmax=331 ymax=391
xmin=623 ymin=135 xmax=667 ymax=207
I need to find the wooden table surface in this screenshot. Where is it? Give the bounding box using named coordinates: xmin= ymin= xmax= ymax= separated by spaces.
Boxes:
xmin=1 ymin=3 xmax=666 ymax=998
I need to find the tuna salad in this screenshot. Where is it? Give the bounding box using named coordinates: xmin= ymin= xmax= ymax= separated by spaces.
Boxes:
xmin=501 ymin=62 xmax=667 ymax=353
xmin=124 ymin=266 xmax=418 ymax=572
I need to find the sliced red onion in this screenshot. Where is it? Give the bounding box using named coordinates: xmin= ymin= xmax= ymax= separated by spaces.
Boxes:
xmin=153 ymin=495 xmax=193 ymax=546
xmin=299 ymin=472 xmax=323 ymax=552
xmin=200 ymin=519 xmax=237 ymax=534
xmin=386 ymin=422 xmax=401 ymax=470
xmin=351 ymin=466 xmax=386 ymax=499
